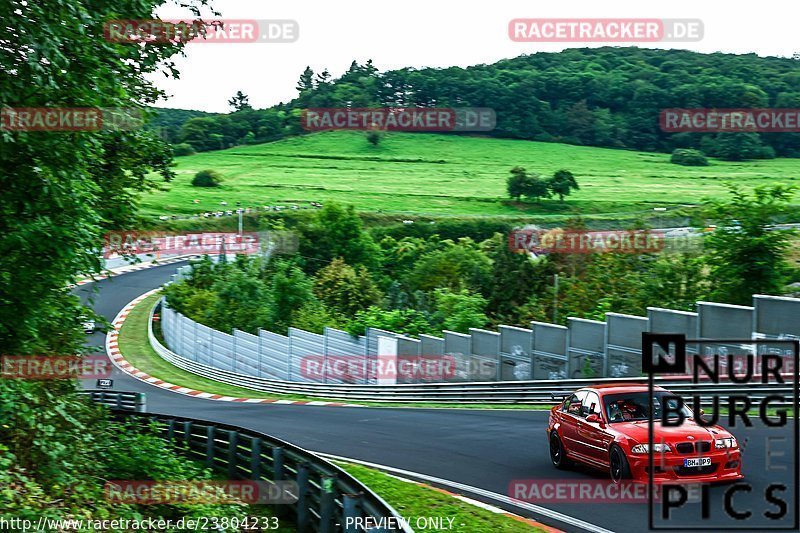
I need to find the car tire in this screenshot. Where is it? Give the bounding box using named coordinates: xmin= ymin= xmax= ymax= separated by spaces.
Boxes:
xmin=549 ymin=431 xmax=571 ymax=469
xmin=609 ymin=445 xmax=632 ymax=483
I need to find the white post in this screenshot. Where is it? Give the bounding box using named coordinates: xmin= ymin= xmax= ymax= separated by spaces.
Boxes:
xmin=376 ymin=336 xmax=398 ymax=385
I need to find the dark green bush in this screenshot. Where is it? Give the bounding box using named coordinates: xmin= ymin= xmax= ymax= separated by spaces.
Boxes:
xmin=0 ymin=381 xmax=250 ymax=523
xmin=670 ymin=148 xmax=709 ymax=166
xmin=700 ymin=133 xmax=774 ymax=161
xmin=370 ymin=218 xmax=512 ymax=242
xmin=173 ymin=143 xmax=196 ymax=156
xmin=192 ymin=169 xmax=224 ymax=187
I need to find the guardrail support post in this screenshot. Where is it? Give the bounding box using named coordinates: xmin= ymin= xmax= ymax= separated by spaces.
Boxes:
xmin=296 ymin=463 xmax=311 ymax=532
xmin=136 ymin=392 xmax=146 ymax=412
xmin=272 ymin=447 xmax=288 ymax=518
xmin=319 ymin=474 xmax=337 ymax=533
xmin=342 ymin=494 xmax=363 ymax=533
xmin=250 ymin=438 xmax=262 ymax=479
xmin=227 ymin=430 xmax=239 ymax=479
xmin=183 ymin=421 xmax=192 ymax=449
xmin=272 ymin=447 xmax=285 ymax=481
xmin=166 ymin=419 xmax=175 ymax=442
xmin=205 ymin=426 xmax=215 ymax=469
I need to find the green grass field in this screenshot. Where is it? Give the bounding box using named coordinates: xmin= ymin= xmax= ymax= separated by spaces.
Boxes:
xmin=141 ymin=131 xmax=800 ymax=218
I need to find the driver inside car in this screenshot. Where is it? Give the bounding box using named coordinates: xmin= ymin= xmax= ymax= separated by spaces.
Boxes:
xmin=610 ymin=399 xmax=644 ymax=421
xmin=608 ymin=401 xmax=623 ymax=422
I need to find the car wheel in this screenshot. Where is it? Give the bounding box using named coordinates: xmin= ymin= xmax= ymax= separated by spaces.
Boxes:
xmin=549 ymin=432 xmax=571 ymax=469
xmin=609 ymin=445 xmax=632 ymax=483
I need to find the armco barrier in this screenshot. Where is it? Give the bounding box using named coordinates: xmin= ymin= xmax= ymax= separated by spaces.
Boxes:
xmin=85 ymin=392 xmax=409 ymax=532
xmin=79 ymin=389 xmax=146 ymax=411
xmin=149 ymin=301 xmax=795 ymax=403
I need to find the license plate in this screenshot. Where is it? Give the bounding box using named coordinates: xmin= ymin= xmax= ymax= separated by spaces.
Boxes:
xmin=684 ymin=457 xmax=711 ymax=468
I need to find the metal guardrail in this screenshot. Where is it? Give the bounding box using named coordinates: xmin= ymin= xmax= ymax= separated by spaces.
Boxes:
xmin=86 ymin=392 xmax=410 ymax=532
xmin=79 ymin=389 xmax=146 ymax=411
xmin=148 ymin=306 xmax=795 ymax=404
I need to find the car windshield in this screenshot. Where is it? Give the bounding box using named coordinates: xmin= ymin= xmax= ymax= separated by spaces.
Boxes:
xmin=603 ymin=392 xmax=692 ymax=423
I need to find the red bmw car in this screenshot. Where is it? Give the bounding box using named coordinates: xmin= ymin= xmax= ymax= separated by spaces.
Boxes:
xmin=547 ymin=384 xmax=743 ymax=484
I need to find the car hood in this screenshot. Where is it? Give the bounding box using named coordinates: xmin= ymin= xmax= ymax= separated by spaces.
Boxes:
xmin=613 ymin=419 xmax=731 ymax=444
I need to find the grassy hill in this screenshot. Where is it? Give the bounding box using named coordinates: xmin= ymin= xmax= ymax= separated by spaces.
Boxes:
xmin=140 ymin=131 xmax=800 ymax=218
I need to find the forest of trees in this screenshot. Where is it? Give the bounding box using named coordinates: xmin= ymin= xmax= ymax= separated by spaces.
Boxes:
xmin=164 ymin=186 xmax=799 ymax=340
xmin=1 ymin=0 xmax=274 ymax=524
xmin=158 ymin=47 xmax=800 ymax=158
xmin=148 ymin=107 xmax=215 ymax=143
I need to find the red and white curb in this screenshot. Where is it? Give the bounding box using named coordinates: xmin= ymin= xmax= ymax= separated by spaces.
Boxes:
xmin=73 ymin=255 xmax=192 ymax=287
xmin=106 ymin=290 xmax=364 ymax=408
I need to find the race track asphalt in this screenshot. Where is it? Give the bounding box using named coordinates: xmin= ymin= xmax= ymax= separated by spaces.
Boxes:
xmin=74 ymin=263 xmax=798 ymax=532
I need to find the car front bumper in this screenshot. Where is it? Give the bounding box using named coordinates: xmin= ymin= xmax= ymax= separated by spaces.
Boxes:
xmin=628 ymin=449 xmax=743 ymax=484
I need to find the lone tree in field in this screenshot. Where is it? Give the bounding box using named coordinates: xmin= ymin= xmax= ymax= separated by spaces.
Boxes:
xmin=507 ymin=166 xmax=529 ymax=200
xmin=508 ymin=166 xmax=551 ymax=202
xmin=548 ymin=169 xmax=580 ymax=201
xmin=526 ymin=174 xmax=551 ymax=202
xmin=228 ymin=90 xmax=251 ymax=111
xmin=366 ymin=129 xmax=382 ymax=146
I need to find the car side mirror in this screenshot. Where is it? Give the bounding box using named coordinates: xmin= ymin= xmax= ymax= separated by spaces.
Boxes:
xmin=586 ymin=414 xmax=604 ymax=426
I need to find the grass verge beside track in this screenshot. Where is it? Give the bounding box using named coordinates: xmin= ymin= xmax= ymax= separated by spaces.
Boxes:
xmin=115 ymin=293 xmax=549 ymax=410
xmin=337 ymin=462 xmax=546 ymax=532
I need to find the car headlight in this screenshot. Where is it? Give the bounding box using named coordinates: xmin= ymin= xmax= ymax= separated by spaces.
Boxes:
xmin=631 ymin=443 xmax=672 ymax=454
xmin=715 ymin=437 xmax=737 ymax=449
